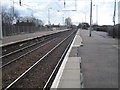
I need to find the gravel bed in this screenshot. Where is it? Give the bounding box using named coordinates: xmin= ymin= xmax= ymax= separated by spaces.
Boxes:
xmin=2 ymin=37 xmax=58 ymax=65
xmin=2 ymin=36 xmax=44 ymax=55
xmin=2 ymin=30 xmax=74 ymax=88
xmin=2 ymin=30 xmax=72 ymax=65
xmin=2 ymin=30 xmax=71 ymax=55
xmin=11 ymin=30 xmax=76 ymax=88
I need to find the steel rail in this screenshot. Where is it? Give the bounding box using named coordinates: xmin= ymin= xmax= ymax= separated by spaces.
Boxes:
xmin=0 ymin=38 xmax=57 ymax=68
xmin=1 ymin=30 xmax=70 ymax=58
xmin=4 ymin=30 xmax=76 ymax=90
xmin=1 ymin=31 xmax=72 ymax=68
xmin=1 ymin=41 xmax=42 ymax=58
xmin=43 ymin=31 xmax=75 ymax=89
xmin=0 ymin=37 xmax=55 ymax=59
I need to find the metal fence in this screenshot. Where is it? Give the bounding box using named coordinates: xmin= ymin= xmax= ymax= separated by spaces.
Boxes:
xmin=95 ymin=24 xmax=120 ymax=38
xmin=107 ymin=24 xmax=120 ymax=38
xmin=2 ymin=25 xmax=68 ymax=37
xmin=2 ymin=25 xmax=43 ymax=36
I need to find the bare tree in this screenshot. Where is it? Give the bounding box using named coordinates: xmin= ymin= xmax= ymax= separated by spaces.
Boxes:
xmin=2 ymin=6 xmax=19 ymax=25
xmin=65 ymin=17 xmax=72 ymax=28
xmin=17 ymin=16 xmax=44 ymax=27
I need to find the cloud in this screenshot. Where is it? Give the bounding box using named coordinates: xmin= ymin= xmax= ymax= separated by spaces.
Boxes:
xmin=70 ymin=12 xmax=83 ymax=22
xmin=2 ymin=0 xmax=119 ymax=25
xmin=34 ymin=12 xmax=44 ymax=18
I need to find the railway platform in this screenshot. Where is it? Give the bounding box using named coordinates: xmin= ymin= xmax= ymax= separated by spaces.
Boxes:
xmin=0 ymin=30 xmax=68 ymax=47
xmin=51 ymin=29 xmax=83 ymax=88
xmin=51 ymin=29 xmax=118 ymax=88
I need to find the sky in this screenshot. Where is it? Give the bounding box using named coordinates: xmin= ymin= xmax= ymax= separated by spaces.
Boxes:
xmin=1 ymin=0 xmax=120 ymax=25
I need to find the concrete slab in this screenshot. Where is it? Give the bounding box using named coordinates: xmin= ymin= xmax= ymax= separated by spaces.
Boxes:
xmin=65 ymin=57 xmax=81 ymax=71
xmin=58 ymin=80 xmax=80 ymax=88
xmin=64 ymin=57 xmax=81 ymax=70
xmin=72 ymin=29 xmax=83 ymax=47
xmin=64 ymin=62 xmax=80 ymax=70
xmin=69 ymin=47 xmax=78 ymax=57
xmin=73 ymin=35 xmax=82 ymax=47
xmin=60 ymin=69 xmax=80 ymax=80
xmin=67 ymin=57 xmax=81 ymax=63
xmin=76 ymin=29 xmax=80 ymax=36
xmin=57 ymin=57 xmax=81 ymax=88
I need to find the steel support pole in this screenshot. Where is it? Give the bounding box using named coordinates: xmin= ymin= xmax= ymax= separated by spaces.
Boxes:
xmin=62 ymin=13 xmax=64 ymax=25
xmin=48 ymin=8 xmax=52 ymax=25
xmin=0 ymin=1 xmax=2 ymax=40
xmin=96 ymin=5 xmax=98 ymax=25
xmin=0 ymin=2 xmax=2 ymax=88
xmin=89 ymin=0 xmax=92 ymax=37
xmin=113 ymin=0 xmax=116 ymax=38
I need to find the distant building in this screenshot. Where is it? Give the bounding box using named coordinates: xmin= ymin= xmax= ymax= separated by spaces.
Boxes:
xmin=16 ymin=17 xmax=44 ymax=27
xmin=77 ymin=23 xmax=89 ymax=29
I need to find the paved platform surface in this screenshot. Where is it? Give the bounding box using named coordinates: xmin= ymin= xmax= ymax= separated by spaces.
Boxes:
xmin=79 ymin=30 xmax=118 ymax=88
xmin=1 ymin=30 xmax=67 ymax=47
xmin=58 ymin=57 xmax=81 ymax=88
xmin=51 ymin=29 xmax=118 ymax=88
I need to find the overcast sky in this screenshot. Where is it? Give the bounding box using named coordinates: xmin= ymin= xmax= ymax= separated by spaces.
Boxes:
xmin=1 ymin=0 xmax=120 ymax=25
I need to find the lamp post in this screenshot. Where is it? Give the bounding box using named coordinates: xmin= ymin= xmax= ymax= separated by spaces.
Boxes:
xmin=48 ymin=8 xmax=52 ymax=25
xmin=89 ymin=0 xmax=92 ymax=37
xmin=57 ymin=10 xmax=64 ymax=25
xmin=113 ymin=0 xmax=116 ymax=38
xmin=13 ymin=0 xmax=14 ymax=17
xmin=93 ymin=4 xmax=98 ymax=25
xmin=82 ymin=12 xmax=86 ymax=22
xmin=96 ymin=5 xmax=98 ymax=25
xmin=0 ymin=1 xmax=2 ymax=40
xmin=62 ymin=13 xmax=64 ymax=25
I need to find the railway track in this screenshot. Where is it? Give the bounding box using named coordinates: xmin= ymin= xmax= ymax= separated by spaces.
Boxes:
xmin=1 ymin=30 xmax=72 ymax=68
xmin=2 ymin=30 xmax=70 ymax=56
xmin=2 ymin=29 xmax=77 ymax=89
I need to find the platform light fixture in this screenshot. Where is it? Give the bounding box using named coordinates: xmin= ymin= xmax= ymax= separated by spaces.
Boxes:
xmin=48 ymin=8 xmax=52 ymax=25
